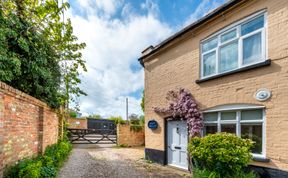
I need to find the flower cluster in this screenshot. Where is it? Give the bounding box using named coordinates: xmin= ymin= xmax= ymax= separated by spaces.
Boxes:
xmin=154 ymin=88 xmax=203 ymax=137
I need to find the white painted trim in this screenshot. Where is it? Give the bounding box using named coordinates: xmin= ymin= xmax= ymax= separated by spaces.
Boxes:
xmin=240 ymin=120 xmax=263 ymax=123
xmin=220 ymin=28 xmax=237 ymax=44
xmin=262 ymin=109 xmax=266 ymax=158
xmin=200 ymin=11 xmax=267 ymax=79
xmin=253 ymin=154 xmax=267 ymax=159
xmin=203 ymin=104 xmax=265 ymax=113
xmin=201 ymin=10 xmax=267 ymax=43
xmin=236 ymin=111 xmax=241 ymax=136
xmin=217 ymin=112 xmax=221 ymax=132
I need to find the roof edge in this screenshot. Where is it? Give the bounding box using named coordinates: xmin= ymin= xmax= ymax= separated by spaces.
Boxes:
xmin=138 ymin=0 xmax=245 ymax=66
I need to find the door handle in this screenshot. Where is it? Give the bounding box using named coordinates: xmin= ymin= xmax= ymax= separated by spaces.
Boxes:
xmin=174 ymin=146 xmax=181 ymax=150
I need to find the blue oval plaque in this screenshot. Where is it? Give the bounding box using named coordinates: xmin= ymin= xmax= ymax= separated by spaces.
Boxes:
xmin=148 ymin=120 xmax=158 ymax=130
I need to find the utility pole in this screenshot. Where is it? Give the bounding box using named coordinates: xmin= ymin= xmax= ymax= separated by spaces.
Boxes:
xmin=126 ymin=98 xmax=128 ymax=121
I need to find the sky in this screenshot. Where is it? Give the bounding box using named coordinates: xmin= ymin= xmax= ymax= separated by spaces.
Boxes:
xmin=66 ymin=0 xmax=227 ymax=119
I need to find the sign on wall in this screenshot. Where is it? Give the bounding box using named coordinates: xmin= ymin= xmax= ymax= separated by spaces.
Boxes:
xmin=148 ymin=120 xmax=158 ymax=130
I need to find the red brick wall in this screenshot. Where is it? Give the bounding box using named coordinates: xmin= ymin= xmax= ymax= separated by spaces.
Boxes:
xmin=117 ymin=124 xmax=145 ymax=147
xmin=42 ymin=108 xmax=59 ymax=153
xmin=0 ymin=92 xmax=4 ymax=178
xmin=0 ymin=82 xmax=59 ymax=177
xmin=67 ymin=118 xmax=87 ymax=129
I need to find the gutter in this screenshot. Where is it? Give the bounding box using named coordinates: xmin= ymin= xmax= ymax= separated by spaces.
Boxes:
xmin=138 ymin=0 xmax=245 ymax=67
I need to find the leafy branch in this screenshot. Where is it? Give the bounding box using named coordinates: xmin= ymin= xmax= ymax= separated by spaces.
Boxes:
xmin=154 ymin=88 xmax=204 ymax=137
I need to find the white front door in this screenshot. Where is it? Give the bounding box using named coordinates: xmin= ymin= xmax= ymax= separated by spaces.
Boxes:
xmin=167 ymin=120 xmax=188 ymax=170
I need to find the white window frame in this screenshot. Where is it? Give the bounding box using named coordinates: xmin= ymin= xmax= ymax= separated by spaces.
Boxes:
xmin=202 ymin=106 xmax=266 ymax=159
xmin=200 ymin=10 xmax=267 ymax=79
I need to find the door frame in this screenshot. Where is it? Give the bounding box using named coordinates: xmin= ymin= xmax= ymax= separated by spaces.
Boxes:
xmin=164 ymin=118 xmax=190 ymax=171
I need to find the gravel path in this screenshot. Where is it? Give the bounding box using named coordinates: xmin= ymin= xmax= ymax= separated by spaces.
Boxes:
xmin=58 ymin=145 xmax=189 ymax=178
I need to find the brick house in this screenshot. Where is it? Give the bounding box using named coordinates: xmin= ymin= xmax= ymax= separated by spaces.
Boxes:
xmin=139 ymin=0 xmax=288 ymax=176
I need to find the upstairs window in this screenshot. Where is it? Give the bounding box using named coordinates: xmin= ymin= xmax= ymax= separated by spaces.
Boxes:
xmin=201 ymin=12 xmax=266 ymax=78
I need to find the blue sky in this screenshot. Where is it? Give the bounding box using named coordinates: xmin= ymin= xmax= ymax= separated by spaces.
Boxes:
xmin=67 ymin=0 xmax=227 ymax=118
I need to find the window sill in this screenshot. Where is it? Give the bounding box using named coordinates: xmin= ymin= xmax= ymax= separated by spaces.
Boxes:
xmin=252 ymin=155 xmax=270 ymax=163
xmin=196 ymin=59 xmax=271 ymax=84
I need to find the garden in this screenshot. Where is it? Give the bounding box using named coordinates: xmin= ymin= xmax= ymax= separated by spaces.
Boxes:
xmin=4 ymin=139 xmax=72 ymax=178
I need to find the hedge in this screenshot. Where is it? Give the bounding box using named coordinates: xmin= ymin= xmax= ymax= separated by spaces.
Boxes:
xmin=4 ymin=140 xmax=72 ymax=178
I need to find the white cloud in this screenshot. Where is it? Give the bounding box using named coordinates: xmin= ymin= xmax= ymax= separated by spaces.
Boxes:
xmin=140 ymin=0 xmax=160 ymax=17
xmin=75 ymin=0 xmax=124 ymax=18
xmin=94 ymin=0 xmax=123 ymax=16
xmin=184 ymin=0 xmax=226 ymax=27
xmin=68 ymin=0 xmax=172 ymax=118
xmin=67 ymin=0 xmax=226 ymax=119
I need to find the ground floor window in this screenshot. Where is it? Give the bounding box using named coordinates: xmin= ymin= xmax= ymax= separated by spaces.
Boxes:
xmin=203 ymin=108 xmax=264 ymax=157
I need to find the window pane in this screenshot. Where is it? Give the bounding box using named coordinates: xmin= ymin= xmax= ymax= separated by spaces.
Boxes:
xmin=221 ymin=30 xmax=237 ymax=43
xmin=204 ymin=125 xmax=218 ymax=135
xmin=241 ymin=109 xmax=263 ymax=120
xmin=241 ymin=124 xmax=262 ymax=154
xmin=241 ymin=15 xmax=264 ymax=36
xmin=202 ymin=37 xmax=218 ymax=53
xmin=204 ymin=112 xmax=218 ymax=122
xmin=243 ymin=33 xmax=262 ymax=65
xmin=221 ymin=124 xmax=236 ymax=134
xmin=219 ymin=42 xmax=238 ymax=72
xmin=203 ymin=51 xmax=216 ymax=76
xmin=221 ymin=111 xmax=236 ymax=120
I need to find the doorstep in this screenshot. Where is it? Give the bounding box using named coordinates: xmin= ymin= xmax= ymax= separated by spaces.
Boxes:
xmin=166 ymin=164 xmax=190 ymax=174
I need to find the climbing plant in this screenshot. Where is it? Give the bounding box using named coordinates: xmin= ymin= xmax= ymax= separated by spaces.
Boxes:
xmin=154 ymin=88 xmax=203 ymax=137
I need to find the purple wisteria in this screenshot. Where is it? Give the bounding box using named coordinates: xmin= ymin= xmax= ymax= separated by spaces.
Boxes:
xmin=154 ymin=88 xmax=203 ymax=137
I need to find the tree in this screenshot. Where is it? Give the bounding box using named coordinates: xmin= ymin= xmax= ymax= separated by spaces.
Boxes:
xmin=69 ymin=110 xmax=77 ymax=118
xmin=88 ymin=114 xmax=103 ymax=120
xmin=141 ymin=90 xmax=145 ymax=113
xmin=0 ymin=0 xmax=87 ymax=109
xmin=139 ymin=115 xmax=145 ymax=126
xmin=154 ymin=88 xmax=203 ymax=137
xmin=0 ymin=6 xmax=61 ymax=107
xmin=108 ymin=116 xmax=126 ymax=124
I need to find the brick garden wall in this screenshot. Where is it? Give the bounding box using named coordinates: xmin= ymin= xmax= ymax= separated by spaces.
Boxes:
xmin=0 ymin=82 xmax=59 ymax=177
xmin=67 ymin=118 xmax=87 ymax=129
xmin=117 ymin=124 xmax=145 ymax=147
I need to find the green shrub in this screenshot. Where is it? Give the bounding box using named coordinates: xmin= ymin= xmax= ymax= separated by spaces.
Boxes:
xmin=130 ymin=119 xmax=140 ymax=125
xmin=116 ymin=144 xmax=129 ymax=148
xmin=130 ymin=124 xmax=143 ymax=132
xmin=233 ymin=170 xmax=259 ymax=178
xmin=69 ymin=111 xmax=77 ymax=118
xmin=18 ymin=159 xmax=42 ymax=178
xmin=4 ymin=140 xmax=72 ymax=178
xmin=193 ymin=168 xmax=258 ymax=178
xmin=193 ymin=168 xmax=220 ymax=178
xmin=44 ymin=141 xmax=72 ymax=168
xmin=108 ymin=116 xmax=126 ymax=124
xmin=40 ymin=166 xmax=57 ymax=178
xmin=188 ymin=133 xmax=254 ymax=177
xmin=4 ymin=159 xmax=42 ymax=178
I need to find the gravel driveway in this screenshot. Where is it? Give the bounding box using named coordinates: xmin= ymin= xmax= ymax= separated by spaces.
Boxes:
xmin=58 ymin=145 xmax=189 ymax=178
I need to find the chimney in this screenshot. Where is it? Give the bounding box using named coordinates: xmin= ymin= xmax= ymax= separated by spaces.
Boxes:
xmin=141 ymin=45 xmax=154 ymax=56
